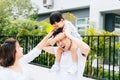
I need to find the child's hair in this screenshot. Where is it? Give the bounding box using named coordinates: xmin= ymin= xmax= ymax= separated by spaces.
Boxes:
xmin=52 ymin=27 xmax=64 ymax=37
xmin=49 ymin=11 xmax=64 ymax=25
xmin=0 ymin=38 xmax=17 ymax=67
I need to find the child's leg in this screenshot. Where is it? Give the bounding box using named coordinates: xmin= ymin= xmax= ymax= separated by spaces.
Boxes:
xmin=67 ymin=42 xmax=78 ymax=74
xmin=50 ymin=47 xmax=63 ymax=72
xmin=70 ymin=43 xmax=78 ymax=63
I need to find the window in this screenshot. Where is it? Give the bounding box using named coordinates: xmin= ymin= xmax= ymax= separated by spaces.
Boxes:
xmin=115 ymin=16 xmax=120 ymax=32
xmin=77 ymin=18 xmax=87 ymax=25
xmin=115 ymin=16 xmax=120 ymax=28
xmin=76 ymin=18 xmax=89 ymax=34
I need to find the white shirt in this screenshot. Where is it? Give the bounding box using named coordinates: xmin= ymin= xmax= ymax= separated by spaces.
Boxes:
xmin=0 ymin=48 xmax=41 ymax=80
xmin=64 ymin=20 xmax=82 ymax=41
xmin=54 ymin=47 xmax=86 ymax=80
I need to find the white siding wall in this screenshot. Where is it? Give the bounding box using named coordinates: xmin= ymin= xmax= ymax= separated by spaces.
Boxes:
xmin=90 ymin=0 xmax=120 ymax=30
xmin=31 ymin=0 xmax=90 ymax=14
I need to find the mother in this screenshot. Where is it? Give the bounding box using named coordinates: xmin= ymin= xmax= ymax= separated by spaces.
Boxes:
xmin=0 ymin=32 xmax=52 ymax=80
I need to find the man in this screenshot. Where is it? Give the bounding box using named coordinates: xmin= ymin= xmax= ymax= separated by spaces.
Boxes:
xmin=42 ymin=28 xmax=90 ymax=80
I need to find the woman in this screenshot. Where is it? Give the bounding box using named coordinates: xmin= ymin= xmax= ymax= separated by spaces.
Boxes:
xmin=0 ymin=32 xmax=52 ymax=80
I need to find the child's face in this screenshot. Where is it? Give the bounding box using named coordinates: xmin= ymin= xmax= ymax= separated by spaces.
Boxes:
xmin=52 ymin=19 xmax=64 ymax=28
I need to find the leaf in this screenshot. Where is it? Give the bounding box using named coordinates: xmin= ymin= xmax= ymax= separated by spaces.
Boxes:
xmin=46 ymin=25 xmax=54 ymax=33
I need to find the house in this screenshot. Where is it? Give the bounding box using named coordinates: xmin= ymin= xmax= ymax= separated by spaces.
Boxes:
xmin=90 ymin=0 xmax=120 ymax=32
xmin=31 ymin=0 xmax=120 ymax=33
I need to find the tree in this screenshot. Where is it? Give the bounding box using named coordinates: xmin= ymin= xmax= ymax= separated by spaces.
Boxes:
xmin=7 ymin=0 xmax=38 ymax=20
xmin=0 ymin=0 xmax=10 ymax=33
xmin=0 ymin=0 xmax=38 ymax=20
xmin=0 ymin=0 xmax=39 ymax=35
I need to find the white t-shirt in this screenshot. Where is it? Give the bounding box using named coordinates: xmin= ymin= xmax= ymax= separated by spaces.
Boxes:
xmin=0 ymin=48 xmax=41 ymax=80
xmin=54 ymin=47 xmax=86 ymax=80
xmin=64 ymin=20 xmax=82 ymax=41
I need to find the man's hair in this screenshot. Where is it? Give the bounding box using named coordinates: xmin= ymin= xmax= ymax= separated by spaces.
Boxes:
xmin=0 ymin=38 xmax=17 ymax=67
xmin=49 ymin=11 xmax=64 ymax=25
xmin=52 ymin=27 xmax=63 ymax=37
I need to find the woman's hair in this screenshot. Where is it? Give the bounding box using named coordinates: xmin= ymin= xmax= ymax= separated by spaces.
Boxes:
xmin=0 ymin=38 xmax=17 ymax=67
xmin=49 ymin=11 xmax=64 ymax=25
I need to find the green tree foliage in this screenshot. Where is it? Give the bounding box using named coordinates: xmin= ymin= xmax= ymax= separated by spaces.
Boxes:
xmin=39 ymin=21 xmax=53 ymax=33
xmin=2 ymin=19 xmax=42 ymax=36
xmin=6 ymin=0 xmax=38 ymax=20
xmin=0 ymin=0 xmax=12 ymax=35
xmin=0 ymin=0 xmax=39 ymax=36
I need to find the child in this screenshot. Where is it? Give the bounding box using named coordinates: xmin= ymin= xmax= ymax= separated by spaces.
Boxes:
xmin=49 ymin=11 xmax=82 ymax=74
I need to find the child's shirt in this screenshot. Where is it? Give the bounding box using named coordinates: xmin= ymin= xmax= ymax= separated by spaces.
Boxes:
xmin=64 ymin=20 xmax=82 ymax=41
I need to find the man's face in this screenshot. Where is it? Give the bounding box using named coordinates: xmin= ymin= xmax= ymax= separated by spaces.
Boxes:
xmin=56 ymin=36 xmax=71 ymax=51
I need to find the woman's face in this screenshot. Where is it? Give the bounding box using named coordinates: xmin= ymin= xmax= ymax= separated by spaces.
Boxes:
xmin=15 ymin=42 xmax=23 ymax=59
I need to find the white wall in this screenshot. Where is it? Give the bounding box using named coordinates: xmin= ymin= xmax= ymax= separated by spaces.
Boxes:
xmin=90 ymin=0 xmax=120 ymax=30
xmin=31 ymin=0 xmax=90 ymax=14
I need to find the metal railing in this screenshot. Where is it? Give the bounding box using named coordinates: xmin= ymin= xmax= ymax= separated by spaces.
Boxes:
xmin=82 ymin=35 xmax=120 ymax=80
xmin=0 ymin=35 xmax=120 ymax=80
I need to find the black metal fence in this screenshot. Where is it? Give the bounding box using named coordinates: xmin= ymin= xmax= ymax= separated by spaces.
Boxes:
xmin=0 ymin=35 xmax=120 ymax=80
xmin=82 ymin=35 xmax=120 ymax=80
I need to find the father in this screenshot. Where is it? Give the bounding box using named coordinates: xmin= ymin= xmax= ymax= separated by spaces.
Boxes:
xmin=42 ymin=28 xmax=90 ymax=80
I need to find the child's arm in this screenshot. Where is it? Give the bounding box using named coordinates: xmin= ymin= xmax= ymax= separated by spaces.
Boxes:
xmin=63 ymin=26 xmax=71 ymax=34
xmin=64 ymin=22 xmax=82 ymax=40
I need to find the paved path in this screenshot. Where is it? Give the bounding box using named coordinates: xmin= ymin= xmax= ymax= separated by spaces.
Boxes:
xmin=28 ymin=64 xmax=95 ymax=80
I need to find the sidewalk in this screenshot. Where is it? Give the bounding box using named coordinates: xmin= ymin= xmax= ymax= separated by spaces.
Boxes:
xmin=28 ymin=64 xmax=95 ymax=80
